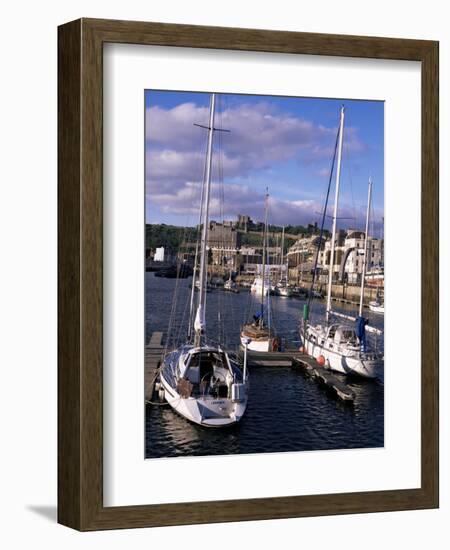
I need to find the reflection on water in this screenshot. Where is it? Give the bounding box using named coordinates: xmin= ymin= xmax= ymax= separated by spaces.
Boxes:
xmin=145 ymin=273 xmax=384 ymax=459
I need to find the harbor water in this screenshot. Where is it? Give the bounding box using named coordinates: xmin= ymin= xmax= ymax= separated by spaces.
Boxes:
xmin=145 ymin=272 xmax=384 ymax=459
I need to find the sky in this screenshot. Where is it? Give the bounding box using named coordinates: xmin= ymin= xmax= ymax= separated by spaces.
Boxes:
xmin=145 ymin=90 xmax=384 ymax=233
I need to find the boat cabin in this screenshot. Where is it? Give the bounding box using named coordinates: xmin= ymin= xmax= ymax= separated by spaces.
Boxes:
xmin=327 ymin=325 xmax=359 ymax=347
xmin=177 ymin=347 xmax=233 ymax=398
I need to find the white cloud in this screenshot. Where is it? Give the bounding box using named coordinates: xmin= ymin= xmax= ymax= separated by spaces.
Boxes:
xmin=145 ymin=100 xmax=369 ymax=226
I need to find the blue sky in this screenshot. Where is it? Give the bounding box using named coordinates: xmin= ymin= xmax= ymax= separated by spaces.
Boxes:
xmin=145 ymin=90 xmax=384 ymax=232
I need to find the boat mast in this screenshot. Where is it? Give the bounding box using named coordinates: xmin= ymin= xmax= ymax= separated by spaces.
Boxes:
xmin=281 ymin=226 xmax=285 ymax=282
xmin=359 ymin=177 xmax=372 ymax=316
xmin=194 ymin=93 xmax=216 ymax=347
xmin=187 ymin=160 xmax=206 ymax=342
xmin=326 ymin=106 xmax=345 ymax=324
xmin=260 ymin=189 xmax=269 ymax=323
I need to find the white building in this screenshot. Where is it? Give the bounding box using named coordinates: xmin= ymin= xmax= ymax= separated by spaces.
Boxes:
xmin=154 ymin=246 xmax=165 ymax=262
xmin=318 ymin=230 xmax=383 ymax=284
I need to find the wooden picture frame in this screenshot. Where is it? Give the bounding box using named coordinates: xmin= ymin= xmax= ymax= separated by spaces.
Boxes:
xmin=58 ymin=18 xmax=439 ymax=531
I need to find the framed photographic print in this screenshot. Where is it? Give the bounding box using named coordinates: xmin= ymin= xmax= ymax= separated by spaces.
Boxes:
xmin=58 ymin=18 xmax=439 ymax=530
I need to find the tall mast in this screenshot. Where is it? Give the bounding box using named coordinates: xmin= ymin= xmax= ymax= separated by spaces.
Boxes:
xmin=359 ymin=177 xmax=372 ymax=316
xmin=326 ymin=106 xmax=345 ymax=324
xmin=260 ymin=189 xmax=269 ymax=321
xmin=281 ymin=226 xmax=285 ymax=281
xmin=187 ymin=158 xmax=207 ymax=341
xmin=194 ymin=93 xmax=216 ymax=347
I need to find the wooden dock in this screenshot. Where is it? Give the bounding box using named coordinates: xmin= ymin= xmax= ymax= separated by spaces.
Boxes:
xmin=292 ymin=356 xmax=356 ymax=403
xmin=145 ymin=332 xmax=355 ymax=405
xmin=237 ymin=348 xmax=303 ymax=367
xmin=145 ymin=331 xmax=164 ymax=402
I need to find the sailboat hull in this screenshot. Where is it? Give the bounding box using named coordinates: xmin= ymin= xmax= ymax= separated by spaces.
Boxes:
xmin=159 ymin=347 xmax=248 ymax=427
xmin=241 ymin=337 xmax=271 ymax=352
xmin=275 ymin=286 xmax=292 ymax=297
xmin=240 ymin=324 xmax=280 ymax=353
xmin=303 ymin=328 xmax=383 ymax=379
xmin=250 ymin=278 xmax=270 ymax=296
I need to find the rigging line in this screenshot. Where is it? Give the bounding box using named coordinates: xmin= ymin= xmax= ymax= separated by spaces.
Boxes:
xmin=175 ymin=278 xmax=192 ymax=348
xmin=180 ymin=126 xmax=211 ymax=340
xmin=162 ymin=100 xmax=212 ymax=356
xmin=222 ymin=121 xmax=238 ymax=348
xmin=167 ymin=135 xmax=206 ymax=355
xmin=214 ymin=95 xmax=222 ymax=344
xmin=219 ymin=96 xmax=226 ymax=344
xmin=305 ymin=115 xmax=341 ymax=322
xmin=265 ymin=196 xmax=273 ymax=335
xmin=187 ymin=117 xmax=210 ymax=342
xmin=343 ymin=140 xmax=357 ymax=227
xmin=217 ymin=94 xmax=236 ymax=347
xmin=166 ymin=260 xmax=185 ymax=351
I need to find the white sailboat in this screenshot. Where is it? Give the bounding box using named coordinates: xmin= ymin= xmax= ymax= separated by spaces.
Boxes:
xmin=301 ymin=107 xmax=383 ymax=379
xmin=274 ymin=227 xmax=293 ymax=297
xmin=224 ymin=272 xmax=239 ymax=292
xmin=241 ymin=191 xmax=281 ymax=353
xmin=277 ymin=284 xmax=292 ymax=297
xmin=159 ymin=94 xmax=249 ymax=426
xmin=250 ymin=277 xmax=270 ymax=296
xmin=369 ymin=300 xmax=384 ymax=314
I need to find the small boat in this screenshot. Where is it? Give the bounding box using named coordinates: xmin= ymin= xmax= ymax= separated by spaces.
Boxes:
xmin=291 ymin=286 xmax=307 ymax=299
xmin=154 ymin=264 xmax=192 ymax=278
xmin=240 ymin=322 xmax=281 ymax=353
xmin=159 ymin=93 xmax=249 ymax=426
xmin=241 ymin=190 xmax=281 ymax=354
xmin=224 ymin=278 xmax=239 ymax=293
xmin=192 ymin=279 xmax=213 ymax=292
xmin=250 ymin=276 xmax=270 ymax=296
xmin=275 ymin=282 xmax=293 ymax=297
xmin=369 ymin=300 xmax=384 ymax=314
xmin=210 ymin=276 xmax=224 ymax=287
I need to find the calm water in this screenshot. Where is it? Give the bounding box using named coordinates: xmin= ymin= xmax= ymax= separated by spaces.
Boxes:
xmin=145 ymin=273 xmax=384 ymax=459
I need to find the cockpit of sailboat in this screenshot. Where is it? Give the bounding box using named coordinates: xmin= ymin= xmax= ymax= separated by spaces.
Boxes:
xmin=176 ymin=348 xmax=237 ymax=399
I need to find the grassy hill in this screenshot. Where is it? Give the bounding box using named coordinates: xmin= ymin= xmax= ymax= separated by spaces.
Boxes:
xmin=145 ymin=224 xmax=197 ymax=254
xmin=146 ymin=222 xmax=325 ymax=253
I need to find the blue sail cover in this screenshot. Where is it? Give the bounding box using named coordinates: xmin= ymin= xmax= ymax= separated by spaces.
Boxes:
xmin=356 ymin=316 xmax=367 ymax=352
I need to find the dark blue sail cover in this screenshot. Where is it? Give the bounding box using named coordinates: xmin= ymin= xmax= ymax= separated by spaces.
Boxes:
xmin=356 ymin=316 xmax=368 ymax=352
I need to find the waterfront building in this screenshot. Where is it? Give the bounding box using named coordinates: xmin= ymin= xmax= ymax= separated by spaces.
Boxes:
xmin=317 ymin=229 xmax=384 ymax=284
xmin=236 ymin=214 xmax=254 ymax=232
xmin=210 ymin=246 xmax=240 ymax=272
xmin=207 ymin=220 xmax=242 ymax=249
xmin=286 ymin=235 xmax=325 ymax=283
xmin=239 ymin=245 xmax=283 ymax=276
xmin=154 ymin=246 xmax=165 ymax=262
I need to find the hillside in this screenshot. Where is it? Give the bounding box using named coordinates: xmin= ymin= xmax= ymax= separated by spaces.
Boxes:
xmin=145 ymin=222 xmax=326 ymax=253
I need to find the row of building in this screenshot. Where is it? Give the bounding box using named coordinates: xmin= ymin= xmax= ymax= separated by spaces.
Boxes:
xmin=149 ymin=216 xmax=384 ymax=286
